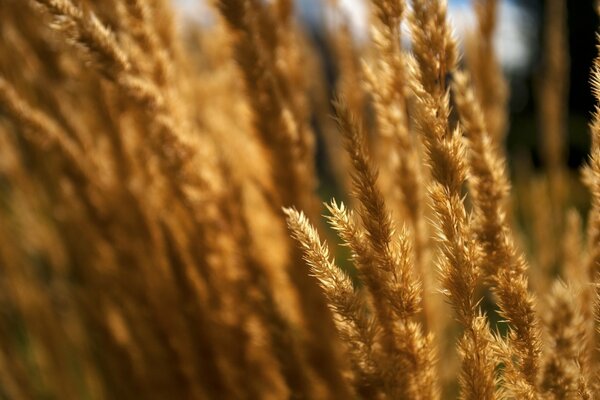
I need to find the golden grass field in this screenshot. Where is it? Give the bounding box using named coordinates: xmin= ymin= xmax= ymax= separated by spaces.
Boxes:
xmin=0 ymin=0 xmax=597 ymax=398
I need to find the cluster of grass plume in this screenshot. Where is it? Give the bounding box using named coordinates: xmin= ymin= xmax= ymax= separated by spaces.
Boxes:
xmin=0 ymin=0 xmax=599 ymax=398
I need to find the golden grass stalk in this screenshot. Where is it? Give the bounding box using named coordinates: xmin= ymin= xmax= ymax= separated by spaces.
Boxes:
xmin=585 ymin=33 xmax=600 ymax=282
xmin=363 ymin=0 xmax=428 ymax=315
xmin=464 ymin=0 xmax=508 ymax=145
xmin=561 ymin=209 xmax=598 ymax=367
xmin=581 ymin=18 xmax=600 ymax=384
xmin=216 ymin=0 xmax=318 ymax=213
xmin=452 ymin=71 xmax=542 ymax=395
xmin=331 ymin=100 xmax=438 ymax=399
xmin=33 ymin=0 xmax=198 ymax=183
xmin=32 ymin=0 xmax=131 ymax=78
xmin=540 ymin=281 xmax=592 ymax=399
xmin=284 ymin=207 xmax=380 ymax=397
xmin=216 ymin=3 xmax=352 ymax=394
xmin=334 ymin=101 xmax=421 ymax=321
xmin=0 ymin=76 xmax=92 ymax=185
xmin=408 ymin=2 xmax=496 ymax=398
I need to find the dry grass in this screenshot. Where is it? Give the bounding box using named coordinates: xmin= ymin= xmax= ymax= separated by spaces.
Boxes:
xmin=0 ymin=0 xmax=598 ymax=398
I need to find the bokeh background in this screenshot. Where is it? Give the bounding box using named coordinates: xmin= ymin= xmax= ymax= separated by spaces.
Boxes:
xmin=175 ymin=0 xmax=598 ymax=187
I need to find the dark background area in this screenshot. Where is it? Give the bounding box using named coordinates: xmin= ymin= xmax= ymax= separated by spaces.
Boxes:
xmin=510 ymin=0 xmax=597 ymax=170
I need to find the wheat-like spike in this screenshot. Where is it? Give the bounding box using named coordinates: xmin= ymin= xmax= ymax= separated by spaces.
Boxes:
xmin=32 ymin=0 xmax=202 ymax=184
xmin=333 ymin=100 xmax=421 ymax=321
xmin=561 ymin=209 xmax=597 ymax=368
xmin=325 ymin=200 xmax=439 ymax=400
xmin=408 ymin=6 xmax=470 ymax=319
xmin=365 ymin=0 xmax=408 ymax=143
xmin=451 ymin=71 xmax=510 ymax=277
xmin=408 ymin=2 xmax=497 ymax=398
xmin=585 ymin=34 xmax=600 ymax=285
xmin=324 ymin=198 xmax=396 ymax=363
xmin=284 ymin=207 xmax=380 ymax=397
xmin=452 ymin=71 xmax=542 ymax=392
xmin=333 ymin=99 xmax=393 ymax=255
xmin=456 ymin=313 xmax=498 ymax=400
xmin=330 ymin=97 xmax=437 ymax=398
xmin=493 ymin=336 xmax=539 ymax=400
xmin=325 ymin=199 xmax=421 ymax=322
xmin=284 ymin=206 xmax=364 ymax=331
xmin=409 ymin=70 xmax=465 ymax=194
xmin=33 ymin=0 xmax=166 ymax=110
xmin=426 ymin=176 xmax=500 ymax=400
xmin=583 ymin=23 xmax=600 ymax=389
xmin=540 ymin=281 xmax=592 ymax=399
xmin=364 ymin=0 xmax=427 ymax=307
xmin=119 ymin=0 xmax=171 ymax=87
xmin=409 ymin=0 xmax=457 ymax=96
xmin=32 ymin=0 xmax=131 ymax=79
